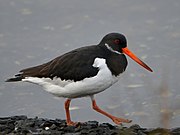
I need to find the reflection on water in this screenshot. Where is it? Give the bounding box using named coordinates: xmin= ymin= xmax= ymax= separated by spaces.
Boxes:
xmin=0 ymin=0 xmax=180 ymax=128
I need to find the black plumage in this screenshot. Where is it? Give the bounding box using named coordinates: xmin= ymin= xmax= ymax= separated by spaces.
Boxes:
xmin=6 ymin=45 xmax=127 ymax=82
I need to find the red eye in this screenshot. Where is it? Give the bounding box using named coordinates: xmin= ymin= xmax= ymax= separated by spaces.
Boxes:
xmin=114 ymin=39 xmax=120 ymax=44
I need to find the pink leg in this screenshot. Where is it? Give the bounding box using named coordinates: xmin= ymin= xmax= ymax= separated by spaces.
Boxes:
xmin=64 ymin=99 xmax=77 ymax=126
xmin=91 ymin=97 xmax=132 ymax=125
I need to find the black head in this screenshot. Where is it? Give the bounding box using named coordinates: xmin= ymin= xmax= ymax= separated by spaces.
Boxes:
xmin=99 ymin=33 xmax=127 ymax=53
xmin=99 ymin=33 xmax=153 ymax=72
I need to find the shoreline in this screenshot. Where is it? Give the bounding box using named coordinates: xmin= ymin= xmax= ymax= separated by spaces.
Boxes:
xmin=0 ymin=115 xmax=179 ymax=134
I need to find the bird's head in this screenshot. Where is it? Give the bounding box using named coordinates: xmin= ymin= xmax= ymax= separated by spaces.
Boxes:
xmin=100 ymin=33 xmax=153 ymax=72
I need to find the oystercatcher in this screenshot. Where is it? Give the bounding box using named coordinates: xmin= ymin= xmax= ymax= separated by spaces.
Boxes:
xmin=6 ymin=33 xmax=153 ymax=126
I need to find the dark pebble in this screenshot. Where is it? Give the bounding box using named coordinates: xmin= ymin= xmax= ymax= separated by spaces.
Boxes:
xmin=99 ymin=123 xmax=116 ymax=130
xmin=137 ymin=130 xmax=146 ymax=135
xmin=11 ymin=115 xmax=28 ymax=121
xmin=130 ymin=124 xmax=141 ymax=130
xmin=0 ymin=115 xmax=179 ymax=135
xmin=39 ymin=120 xmax=53 ymax=128
xmin=171 ymin=127 xmax=180 ymax=135
xmin=50 ymin=123 xmax=57 ymax=130
xmin=64 ymin=125 xmax=76 ymax=133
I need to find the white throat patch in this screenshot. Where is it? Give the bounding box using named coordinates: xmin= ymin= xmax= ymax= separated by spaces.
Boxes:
xmin=105 ymin=43 xmax=121 ymax=55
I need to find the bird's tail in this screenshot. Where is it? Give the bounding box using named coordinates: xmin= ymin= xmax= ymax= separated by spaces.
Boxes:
xmin=6 ymin=74 xmax=24 ymax=82
xmin=6 ymin=61 xmax=50 ymax=82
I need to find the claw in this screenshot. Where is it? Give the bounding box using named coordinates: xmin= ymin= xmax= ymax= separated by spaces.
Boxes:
xmin=112 ymin=117 xmax=132 ymax=125
xmin=66 ymin=121 xmax=79 ymax=126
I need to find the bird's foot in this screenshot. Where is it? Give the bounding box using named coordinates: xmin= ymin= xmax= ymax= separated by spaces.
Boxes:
xmin=111 ymin=116 xmax=132 ymax=125
xmin=66 ymin=120 xmax=79 ymax=126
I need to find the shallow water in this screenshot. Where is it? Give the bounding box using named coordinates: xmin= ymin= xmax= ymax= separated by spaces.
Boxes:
xmin=0 ymin=0 xmax=180 ymax=128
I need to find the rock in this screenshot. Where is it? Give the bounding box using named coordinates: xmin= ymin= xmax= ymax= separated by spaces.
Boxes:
xmin=0 ymin=116 xmax=179 ymax=135
xmin=171 ymin=127 xmax=180 ymax=135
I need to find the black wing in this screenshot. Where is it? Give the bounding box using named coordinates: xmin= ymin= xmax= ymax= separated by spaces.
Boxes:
xmin=6 ymin=45 xmax=105 ymax=82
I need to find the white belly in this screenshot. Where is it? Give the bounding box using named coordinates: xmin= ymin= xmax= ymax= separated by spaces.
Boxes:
xmin=22 ymin=58 xmax=120 ymax=98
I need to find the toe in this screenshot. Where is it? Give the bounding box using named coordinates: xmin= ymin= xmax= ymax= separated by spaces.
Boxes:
xmin=112 ymin=117 xmax=132 ymax=125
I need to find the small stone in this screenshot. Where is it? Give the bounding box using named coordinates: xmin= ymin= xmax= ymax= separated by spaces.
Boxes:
xmin=64 ymin=125 xmax=76 ymax=133
xmin=55 ymin=119 xmax=66 ymax=126
xmin=39 ymin=130 xmax=51 ymax=135
xmin=171 ymin=127 xmax=180 ymax=134
xmin=99 ymin=123 xmax=116 ymax=130
xmin=1 ymin=125 xmax=14 ymax=134
xmin=144 ymin=128 xmax=170 ymax=134
xmin=86 ymin=121 xmax=98 ymax=125
xmin=80 ymin=129 xmax=89 ymax=134
xmin=130 ymin=124 xmax=141 ymax=130
xmin=45 ymin=127 xmax=50 ymax=130
xmin=10 ymin=115 xmax=27 ymax=121
xmin=34 ymin=118 xmax=46 ymax=127
xmin=88 ymin=132 xmax=98 ymax=135
xmin=118 ymin=128 xmax=137 ymax=135
xmin=40 ymin=121 xmax=53 ymax=128
xmin=0 ymin=124 xmax=8 ymax=132
xmin=26 ymin=121 xmax=35 ymax=127
xmin=15 ymin=120 xmax=25 ymax=128
xmin=50 ymin=124 xmax=57 ymax=130
xmin=137 ymin=130 xmax=146 ymax=135
xmin=109 ymin=130 xmax=119 ymax=135
xmin=64 ymin=133 xmax=80 ymax=135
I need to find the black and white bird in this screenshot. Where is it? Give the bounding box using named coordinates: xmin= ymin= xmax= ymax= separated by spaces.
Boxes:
xmin=6 ymin=33 xmax=153 ymax=126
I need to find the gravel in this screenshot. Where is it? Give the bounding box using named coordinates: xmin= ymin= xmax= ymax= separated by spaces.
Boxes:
xmin=0 ymin=115 xmax=179 ymax=135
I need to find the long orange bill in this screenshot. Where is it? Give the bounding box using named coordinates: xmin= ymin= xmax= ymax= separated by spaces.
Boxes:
xmin=122 ymin=47 xmax=153 ymax=72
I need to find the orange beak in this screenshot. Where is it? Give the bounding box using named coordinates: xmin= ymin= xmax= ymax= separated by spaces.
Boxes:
xmin=122 ymin=47 xmax=153 ymax=72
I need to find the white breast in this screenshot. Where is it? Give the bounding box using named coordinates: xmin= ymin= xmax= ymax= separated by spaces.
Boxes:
xmin=22 ymin=58 xmax=120 ymax=98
